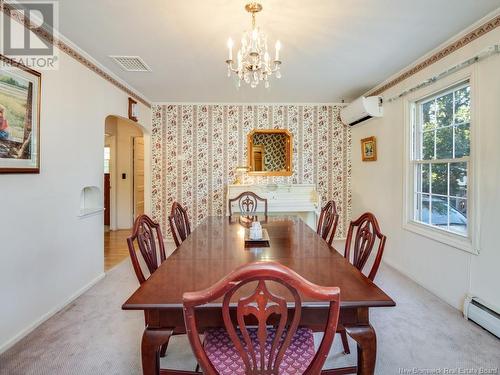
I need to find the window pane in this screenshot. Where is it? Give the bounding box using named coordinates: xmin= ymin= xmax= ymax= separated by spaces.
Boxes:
xmin=422 ymin=130 xmax=434 ymax=160
xmin=413 ymin=83 xmax=470 ymax=238
xmin=436 ymin=92 xmax=453 ymax=127
xmin=449 ymin=197 xmax=467 ymax=235
xmin=435 ymin=126 xmax=453 ymax=159
xmin=104 ymin=147 xmax=111 ymax=174
xmin=431 ymin=163 xmax=448 ymax=196
xmin=454 ymin=123 xmax=470 ymax=158
xmin=455 ymin=86 xmax=471 ymax=124
xmin=450 ymin=162 xmax=467 ymax=198
xmin=415 ymin=193 xmax=430 ymax=224
xmin=417 ymin=164 xmax=430 ymax=193
xmin=422 ymin=100 xmax=436 ymax=131
xmin=430 ymin=195 xmax=448 ymax=227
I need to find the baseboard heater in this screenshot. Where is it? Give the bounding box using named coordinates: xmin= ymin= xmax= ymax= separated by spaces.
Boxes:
xmin=464 ymin=296 xmax=500 ymax=338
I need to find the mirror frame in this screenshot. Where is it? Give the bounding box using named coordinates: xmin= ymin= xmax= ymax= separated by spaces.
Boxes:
xmin=247 ymin=129 xmax=293 ymax=176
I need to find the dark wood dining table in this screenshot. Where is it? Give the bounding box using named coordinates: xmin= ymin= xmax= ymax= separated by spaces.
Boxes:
xmin=123 ymin=216 xmax=395 ymax=375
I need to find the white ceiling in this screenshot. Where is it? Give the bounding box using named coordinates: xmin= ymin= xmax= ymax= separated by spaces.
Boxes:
xmin=57 ymin=0 xmax=500 ymax=103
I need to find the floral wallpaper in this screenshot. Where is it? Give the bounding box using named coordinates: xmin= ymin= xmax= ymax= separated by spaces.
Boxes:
xmin=151 ymin=104 xmax=352 ymax=238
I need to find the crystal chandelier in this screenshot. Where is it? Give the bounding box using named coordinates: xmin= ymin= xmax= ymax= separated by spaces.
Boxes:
xmin=226 ymin=2 xmax=282 ymax=88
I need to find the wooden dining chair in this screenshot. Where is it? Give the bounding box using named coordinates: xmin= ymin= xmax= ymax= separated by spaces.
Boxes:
xmin=344 ymin=212 xmax=387 ymax=281
xmin=316 ymin=200 xmax=339 ymax=246
xmin=228 ymin=191 xmax=268 ymax=217
xmin=338 ymin=212 xmax=387 ymax=355
xmin=183 ymin=261 xmax=341 ymax=375
xmin=127 ymin=214 xmax=193 ymax=364
xmin=127 ymin=214 xmax=166 ymax=284
xmin=168 ymin=201 xmax=191 ymax=247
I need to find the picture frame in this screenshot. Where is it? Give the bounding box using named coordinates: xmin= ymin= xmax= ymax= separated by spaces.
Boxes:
xmin=361 ymin=136 xmax=377 ymax=161
xmin=0 ymin=54 xmax=41 ymax=173
xmin=128 ymin=97 xmax=138 ymax=122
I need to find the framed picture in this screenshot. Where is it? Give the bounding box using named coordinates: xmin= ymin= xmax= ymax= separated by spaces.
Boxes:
xmin=128 ymin=97 xmax=138 ymax=122
xmin=361 ymin=136 xmax=377 ymax=161
xmin=0 ymin=54 xmax=41 ymax=173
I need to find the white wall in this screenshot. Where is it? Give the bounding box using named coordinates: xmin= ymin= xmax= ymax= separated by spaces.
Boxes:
xmin=351 ymin=25 xmax=500 ymax=310
xmin=0 ymin=47 xmax=151 ymax=352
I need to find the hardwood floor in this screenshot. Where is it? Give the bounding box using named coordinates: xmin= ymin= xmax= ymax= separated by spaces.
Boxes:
xmin=104 ymin=229 xmax=131 ymax=271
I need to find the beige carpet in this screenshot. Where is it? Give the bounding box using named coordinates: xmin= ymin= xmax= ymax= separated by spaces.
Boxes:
xmin=1 ymin=252 xmax=499 ymax=374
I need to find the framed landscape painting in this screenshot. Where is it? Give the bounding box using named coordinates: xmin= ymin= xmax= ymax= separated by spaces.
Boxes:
xmin=0 ymin=54 xmax=41 ymax=173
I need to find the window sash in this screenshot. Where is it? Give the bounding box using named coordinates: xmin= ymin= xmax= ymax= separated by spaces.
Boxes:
xmin=410 ymin=82 xmax=470 ymax=238
xmin=413 ymin=82 xmax=470 ymax=162
xmin=412 ymin=161 xmax=469 ymax=237
xmin=411 ymin=157 xmax=469 ymax=164
xmin=415 ymin=81 xmax=469 ymax=108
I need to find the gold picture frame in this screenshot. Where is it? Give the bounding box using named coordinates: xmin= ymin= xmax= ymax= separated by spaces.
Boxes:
xmin=0 ymin=53 xmax=41 ymax=174
xmin=361 ymin=136 xmax=377 ymax=162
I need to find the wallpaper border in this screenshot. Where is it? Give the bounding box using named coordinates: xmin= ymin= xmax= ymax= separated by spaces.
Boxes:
xmin=1 ymin=2 xmax=151 ymax=107
xmin=368 ymin=14 xmax=500 ymax=97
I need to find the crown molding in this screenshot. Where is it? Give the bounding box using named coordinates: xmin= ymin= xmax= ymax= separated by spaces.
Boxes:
xmin=1 ymin=1 xmax=152 ymax=108
xmin=366 ymin=8 xmax=500 ymax=97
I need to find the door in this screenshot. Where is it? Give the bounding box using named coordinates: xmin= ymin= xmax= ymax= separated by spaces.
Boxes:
xmin=104 ymin=173 xmax=110 ymax=225
xmin=133 ymin=137 xmax=145 ymax=218
xmin=104 ymin=146 xmax=111 ymax=226
xmin=252 ymin=145 xmax=265 ymax=171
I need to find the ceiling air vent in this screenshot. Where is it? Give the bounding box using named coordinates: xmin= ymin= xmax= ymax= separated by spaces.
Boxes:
xmin=109 ymin=56 xmax=151 ymax=72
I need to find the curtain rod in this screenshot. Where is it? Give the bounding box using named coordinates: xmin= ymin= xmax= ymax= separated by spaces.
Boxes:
xmin=386 ymin=44 xmax=500 ymax=103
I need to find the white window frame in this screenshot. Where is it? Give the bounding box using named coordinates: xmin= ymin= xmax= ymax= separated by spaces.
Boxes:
xmin=403 ymin=69 xmax=479 ymax=254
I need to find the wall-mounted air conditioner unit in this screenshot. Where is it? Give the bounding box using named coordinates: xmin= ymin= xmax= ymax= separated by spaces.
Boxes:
xmin=340 ymin=96 xmax=383 ymax=126
xmin=464 ymin=295 xmax=500 ymax=338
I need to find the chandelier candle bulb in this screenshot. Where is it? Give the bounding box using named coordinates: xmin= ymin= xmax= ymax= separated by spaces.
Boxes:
xmin=275 ymin=40 xmax=281 ymax=61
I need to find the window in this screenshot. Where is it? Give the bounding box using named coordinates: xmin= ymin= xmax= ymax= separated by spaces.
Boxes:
xmin=104 ymin=147 xmax=111 ymax=174
xmin=411 ymin=82 xmax=470 ymax=237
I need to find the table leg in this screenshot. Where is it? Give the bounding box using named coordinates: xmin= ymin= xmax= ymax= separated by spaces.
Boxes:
xmin=141 ymin=327 xmax=173 ymax=375
xmin=345 ymin=325 xmax=376 ymax=375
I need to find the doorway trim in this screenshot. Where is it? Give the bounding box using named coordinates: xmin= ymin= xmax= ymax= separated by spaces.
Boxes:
xmin=104 ymin=135 xmax=117 ymax=230
xmin=104 ymin=115 xmax=151 ymax=230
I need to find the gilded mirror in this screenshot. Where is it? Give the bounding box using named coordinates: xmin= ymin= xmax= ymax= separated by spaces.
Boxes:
xmin=247 ymin=129 xmax=292 ymax=176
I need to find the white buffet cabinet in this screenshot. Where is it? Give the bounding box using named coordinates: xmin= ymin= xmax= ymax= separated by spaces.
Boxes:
xmin=226 ymin=184 xmax=321 ymax=229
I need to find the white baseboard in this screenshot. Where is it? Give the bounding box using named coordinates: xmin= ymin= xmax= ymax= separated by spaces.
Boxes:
xmin=0 ymin=272 xmax=105 ymax=355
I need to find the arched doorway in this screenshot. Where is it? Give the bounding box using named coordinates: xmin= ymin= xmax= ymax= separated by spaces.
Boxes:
xmin=103 ymin=115 xmax=147 ymax=271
